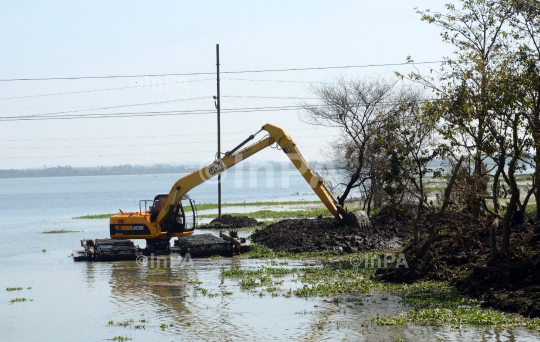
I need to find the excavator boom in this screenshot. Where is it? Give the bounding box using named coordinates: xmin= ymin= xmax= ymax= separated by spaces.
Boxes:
xmin=156 ymin=123 xmax=345 ymax=227
xmin=103 ymin=123 xmax=346 ymax=249
xmin=74 ymin=124 xmax=349 ymax=261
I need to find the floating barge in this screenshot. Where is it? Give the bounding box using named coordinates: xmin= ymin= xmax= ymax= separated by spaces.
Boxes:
xmin=73 ymin=232 xmax=250 ymax=261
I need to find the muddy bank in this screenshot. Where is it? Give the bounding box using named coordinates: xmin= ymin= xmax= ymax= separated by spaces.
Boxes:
xmin=198 ymin=214 xmax=261 ymax=229
xmin=251 ymin=215 xmax=411 ymax=253
xmin=376 ymin=211 xmax=540 ymax=318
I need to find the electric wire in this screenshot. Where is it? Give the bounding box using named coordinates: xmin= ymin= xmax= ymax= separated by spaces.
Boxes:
xmin=0 ymin=105 xmax=328 ymax=121
xmin=0 ymin=79 xmax=215 ymax=101
xmin=0 ymin=96 xmax=442 ymax=122
xmin=2 ymin=96 xmax=212 ymax=119
xmin=0 ymin=128 xmax=316 ymax=142
xmin=0 ymin=60 xmax=443 ymax=82
xmin=3 ymin=135 xmax=333 ymax=150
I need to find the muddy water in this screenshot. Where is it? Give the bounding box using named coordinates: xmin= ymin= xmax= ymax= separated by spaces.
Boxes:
xmin=0 ymin=174 xmax=539 ymax=341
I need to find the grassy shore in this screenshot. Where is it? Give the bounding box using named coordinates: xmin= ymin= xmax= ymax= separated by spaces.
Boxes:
xmin=73 ymin=213 xmax=118 ymax=219
xmin=72 ymin=200 xmax=323 ymax=219
xmin=188 ymin=200 xmax=321 ymax=211
xmin=199 ymin=208 xmax=335 ymax=220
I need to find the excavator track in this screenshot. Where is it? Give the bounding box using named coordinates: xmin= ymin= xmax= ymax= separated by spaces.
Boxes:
xmin=74 ymin=239 xmax=139 ymax=261
xmin=74 ymin=233 xmax=250 ymax=261
xmin=172 ymin=234 xmax=233 ymax=258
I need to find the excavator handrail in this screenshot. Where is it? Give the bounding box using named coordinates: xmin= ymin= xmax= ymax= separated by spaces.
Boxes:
xmin=155 ymin=124 xmax=345 ymax=227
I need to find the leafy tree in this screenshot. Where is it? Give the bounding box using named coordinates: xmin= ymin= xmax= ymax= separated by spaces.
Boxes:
xmin=379 ymin=95 xmax=440 ymax=245
xmin=506 ymin=0 xmax=540 ymax=219
xmin=399 ymin=0 xmax=515 ymax=221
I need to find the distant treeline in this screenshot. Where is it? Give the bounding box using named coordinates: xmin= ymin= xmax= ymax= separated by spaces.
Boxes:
xmin=0 ymin=161 xmax=326 ymax=179
xmin=0 ymin=165 xmax=199 ymax=178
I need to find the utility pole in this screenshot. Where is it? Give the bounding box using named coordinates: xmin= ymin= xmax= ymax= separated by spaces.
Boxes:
xmin=216 ymin=44 xmax=222 ymax=222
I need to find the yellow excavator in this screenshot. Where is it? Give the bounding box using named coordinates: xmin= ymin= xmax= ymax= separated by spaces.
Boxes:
xmin=75 ymin=124 xmax=352 ymax=261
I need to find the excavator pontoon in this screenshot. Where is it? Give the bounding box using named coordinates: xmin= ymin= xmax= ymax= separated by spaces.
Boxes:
xmin=74 ymin=123 xmax=363 ymax=261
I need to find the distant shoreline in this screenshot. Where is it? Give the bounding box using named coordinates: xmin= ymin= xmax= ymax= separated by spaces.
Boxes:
xmin=0 ymin=162 xmax=330 ymax=179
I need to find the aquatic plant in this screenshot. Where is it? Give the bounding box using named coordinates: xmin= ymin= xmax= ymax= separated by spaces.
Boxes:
xmin=73 ymin=213 xmax=118 ymax=219
xmin=148 ymin=268 xmax=167 ymax=274
xmin=6 ymin=287 xmax=23 ymax=291
xmin=41 ymin=230 xmax=80 ymax=234
xmin=10 ymin=298 xmax=26 ymax=303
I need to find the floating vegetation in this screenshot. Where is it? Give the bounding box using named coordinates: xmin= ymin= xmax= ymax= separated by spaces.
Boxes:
xmin=116 ymin=319 xmax=134 ymax=328
xmin=41 ymin=230 xmax=80 ymax=234
xmin=372 ymin=313 xmax=407 ymax=326
xmin=111 ymin=336 xmax=131 ymax=341
xmin=73 ymin=213 xmax=118 ymax=219
xmin=10 ymin=298 xmax=27 ymax=303
xmin=240 ymin=243 xmax=337 ymax=260
xmin=42 ymin=249 xmax=46 ymax=252
xmin=6 ymin=287 xmax=23 ymax=291
xmin=148 ymin=268 xmax=167 ymax=274
xmin=221 ymin=256 xmax=540 ymax=331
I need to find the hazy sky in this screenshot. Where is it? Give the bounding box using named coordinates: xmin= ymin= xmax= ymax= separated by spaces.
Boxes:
xmin=0 ymin=0 xmax=454 ymax=170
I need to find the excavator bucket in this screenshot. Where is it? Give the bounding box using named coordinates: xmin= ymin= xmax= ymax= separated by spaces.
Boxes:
xmin=342 ymin=211 xmax=372 ymax=232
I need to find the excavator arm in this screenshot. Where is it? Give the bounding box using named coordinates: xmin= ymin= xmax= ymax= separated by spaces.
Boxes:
xmin=156 ymin=123 xmax=345 ymax=227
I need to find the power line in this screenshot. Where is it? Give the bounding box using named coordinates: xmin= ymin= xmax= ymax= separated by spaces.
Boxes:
xmin=223 ymin=78 xmax=322 ymax=84
xmin=223 ymin=95 xmax=317 ymax=100
xmin=0 ymin=60 xmax=443 ymax=82
xmin=0 ymin=139 xmax=333 ymax=160
xmin=0 ymin=78 xmax=319 ymax=102
xmin=0 ymin=127 xmax=328 ymax=142
xmin=0 ymin=150 xmax=219 ymax=160
xmin=3 ymin=135 xmax=333 ymax=150
xmin=0 ymin=96 xmax=443 ymax=122
xmin=3 ymin=96 xmax=212 ymax=119
xmin=0 ymin=105 xmax=321 ymax=121
xmin=0 ymin=143 xmax=331 ymax=160
xmin=0 ymin=78 xmax=214 ymax=101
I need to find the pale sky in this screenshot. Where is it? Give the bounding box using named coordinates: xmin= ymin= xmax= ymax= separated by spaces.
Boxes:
xmin=0 ymin=0 xmax=454 ymax=170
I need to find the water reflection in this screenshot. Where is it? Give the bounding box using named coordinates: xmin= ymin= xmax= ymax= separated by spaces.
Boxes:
xmin=101 ymin=258 xmax=538 ymax=341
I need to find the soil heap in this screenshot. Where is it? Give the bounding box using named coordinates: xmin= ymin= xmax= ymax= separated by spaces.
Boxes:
xmin=251 ymin=215 xmax=410 ymax=253
xmin=198 ymin=214 xmax=261 ymax=229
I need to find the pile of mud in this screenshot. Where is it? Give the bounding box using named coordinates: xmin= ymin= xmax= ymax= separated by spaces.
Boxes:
xmin=251 ymin=215 xmax=411 ymax=253
xmin=376 ymin=211 xmax=540 ymax=318
xmin=198 ymin=214 xmax=261 ymax=229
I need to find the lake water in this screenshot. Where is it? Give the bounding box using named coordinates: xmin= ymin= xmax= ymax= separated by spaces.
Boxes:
xmin=0 ymin=172 xmax=538 ymax=341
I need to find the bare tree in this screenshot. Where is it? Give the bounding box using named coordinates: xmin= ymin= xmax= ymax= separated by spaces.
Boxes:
xmin=300 ymin=77 xmax=422 ymax=209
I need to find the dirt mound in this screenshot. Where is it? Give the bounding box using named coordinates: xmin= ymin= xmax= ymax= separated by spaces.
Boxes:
xmin=251 ymin=215 xmax=410 ymax=253
xmin=376 ymin=211 xmax=540 ymax=317
xmin=198 ymin=214 xmax=261 ymax=229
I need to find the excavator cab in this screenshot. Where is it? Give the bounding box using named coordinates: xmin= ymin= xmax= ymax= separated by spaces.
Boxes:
xmin=150 ymin=194 xmax=197 ymax=233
